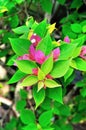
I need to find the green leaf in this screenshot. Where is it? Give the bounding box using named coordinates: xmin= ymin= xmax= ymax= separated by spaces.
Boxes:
xmin=50 ymin=60 xmax=70 ymax=78
xmin=40 ymin=0 xmax=53 ymax=13
xmin=9 ymin=14 xmax=19 ymax=28
xmin=16 ymin=60 xmax=37 ymax=74
xmin=46 ymin=87 xmax=63 ymax=104
xmin=64 ymin=67 xmax=74 ymax=81
xmin=34 ymin=19 xmax=47 ymax=37
xmin=20 ymin=109 xmax=35 ymax=124
xmin=41 ymin=56 xmax=53 ymax=75
xmin=37 ymin=33 xmax=53 ymax=55
xmin=57 ymin=0 xmax=66 ymax=5
xmin=20 ymin=89 xmax=28 ymax=99
xmin=23 ymin=123 xmax=37 ymax=130
xmin=7 ymin=55 xmax=17 ymax=66
xmin=16 ymin=99 xmax=26 ymax=111
xmin=70 ymin=0 xmax=83 ymax=9
xmin=70 ymin=58 xmax=86 ymax=71
xmin=72 ymin=47 xmax=81 ymax=58
xmin=33 ymin=86 xmax=45 ymax=109
xmin=39 ymin=110 xmax=52 ymax=127
xmin=13 ymin=26 xmax=29 ymax=34
xmin=71 ymin=23 xmax=82 ymax=33
xmin=21 ymin=75 xmax=38 ymax=87
xmin=38 ymin=68 xmax=45 ymax=80
xmin=38 ymin=81 xmax=44 ymax=92
xmin=59 ymin=44 xmax=77 ymax=60
xmin=82 ymin=25 xmax=86 ymax=33
xmin=80 ymin=87 xmax=86 ymax=97
xmin=45 ymin=79 xmax=61 ymax=88
xmin=8 ymin=70 xmax=27 ymax=84
xmin=9 ymin=38 xmax=31 ymax=56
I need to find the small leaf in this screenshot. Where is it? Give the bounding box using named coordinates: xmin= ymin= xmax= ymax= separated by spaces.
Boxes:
xmin=64 ymin=67 xmax=74 ymax=81
xmin=45 ymin=79 xmax=61 ymax=88
xmin=9 ymin=38 xmax=31 ymax=56
xmin=41 ymin=56 xmax=53 ymax=75
xmin=23 ymin=123 xmax=37 ymax=130
xmin=70 ymin=58 xmax=86 ymax=71
xmin=37 ymin=33 xmax=53 ymax=55
xmin=38 ymin=68 xmax=45 ymax=80
xmin=8 ymin=70 xmax=27 ymax=84
xmin=16 ymin=60 xmax=37 ymax=74
xmin=21 ymin=75 xmax=38 ymax=87
xmin=82 ymin=25 xmax=86 ymax=33
xmin=38 ymin=81 xmax=44 ymax=92
xmin=16 ymin=100 xmax=26 ymax=111
xmin=71 ymin=23 xmax=82 ymax=33
xmin=39 ymin=110 xmax=52 ymax=127
xmin=33 ymin=86 xmax=45 ymax=109
xmin=50 ymin=60 xmax=70 ymax=78
xmin=20 ymin=109 xmax=35 ymax=124
xmin=13 ymin=26 xmax=29 ymax=34
xmin=34 ymin=19 xmax=47 ymax=37
xmin=46 ymin=87 xmax=63 ymax=104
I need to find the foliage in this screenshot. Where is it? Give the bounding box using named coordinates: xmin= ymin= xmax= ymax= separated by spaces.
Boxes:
xmin=0 ymin=0 xmax=86 ymax=130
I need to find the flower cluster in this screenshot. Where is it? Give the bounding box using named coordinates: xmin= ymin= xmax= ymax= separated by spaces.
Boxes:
xmin=18 ymin=34 xmax=60 ymax=64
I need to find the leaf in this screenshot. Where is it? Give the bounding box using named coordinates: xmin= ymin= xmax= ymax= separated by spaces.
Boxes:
xmin=20 ymin=109 xmax=35 ymax=124
xmin=13 ymin=26 xmax=29 ymax=34
xmin=57 ymin=0 xmax=66 ymax=5
xmin=37 ymin=33 xmax=53 ymax=55
xmin=33 ymin=86 xmax=45 ymax=109
xmin=71 ymin=23 xmax=82 ymax=33
xmin=23 ymin=123 xmax=37 ymax=130
xmin=40 ymin=0 xmax=53 ymax=13
xmin=21 ymin=75 xmax=38 ymax=87
xmin=0 ymin=6 xmax=8 ymax=13
xmin=8 ymin=70 xmax=27 ymax=84
xmin=34 ymin=19 xmax=47 ymax=37
xmin=16 ymin=99 xmax=26 ymax=111
xmin=64 ymin=67 xmax=74 ymax=81
xmin=50 ymin=60 xmax=70 ymax=78
xmin=72 ymin=47 xmax=82 ymax=58
xmin=70 ymin=0 xmax=83 ymax=9
xmin=39 ymin=110 xmax=52 ymax=127
xmin=38 ymin=68 xmax=45 ymax=80
xmin=59 ymin=44 xmax=77 ymax=60
xmin=20 ymin=89 xmax=28 ymax=99
xmin=9 ymin=15 xmax=19 ymax=28
xmin=7 ymin=55 xmax=17 ymax=66
xmin=38 ymin=81 xmax=44 ymax=92
xmin=70 ymin=58 xmax=86 ymax=71
xmin=80 ymin=87 xmax=86 ymax=97
xmin=16 ymin=60 xmax=37 ymax=74
xmin=48 ymin=23 xmax=56 ymax=34
xmin=82 ymin=25 xmax=86 ymax=33
xmin=46 ymin=87 xmax=63 ymax=104
xmin=41 ymin=56 xmax=53 ymax=75
xmin=9 ymin=38 xmax=31 ymax=56
xmin=45 ymin=79 xmax=61 ymax=88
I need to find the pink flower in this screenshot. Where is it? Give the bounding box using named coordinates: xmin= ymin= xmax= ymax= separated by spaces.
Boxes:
xmin=64 ymin=36 xmax=70 ymax=43
xmin=46 ymin=74 xmax=53 ymax=79
xmin=18 ymin=54 xmax=29 ymax=60
xmin=35 ymin=50 xmax=46 ymax=64
xmin=29 ymin=45 xmax=36 ymax=61
xmin=30 ymin=34 xmax=41 ymax=47
xmin=53 ymin=48 xmax=60 ymax=61
xmin=32 ymin=68 xmax=38 ymax=76
xmin=79 ymin=46 xmax=86 ymax=60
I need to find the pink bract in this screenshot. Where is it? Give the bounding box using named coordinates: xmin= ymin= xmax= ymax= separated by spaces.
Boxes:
xmin=32 ymin=68 xmax=38 ymax=76
xmin=53 ymin=48 xmax=60 ymax=61
xmin=64 ymin=36 xmax=70 ymax=43
xmin=30 ymin=34 xmax=41 ymax=47
xmin=29 ymin=45 xmax=36 ymax=61
xmin=35 ymin=50 xmax=46 ymax=64
xmin=80 ymin=46 xmax=86 ymax=60
xmin=18 ymin=54 xmax=29 ymax=60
